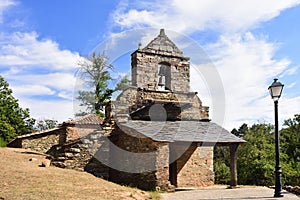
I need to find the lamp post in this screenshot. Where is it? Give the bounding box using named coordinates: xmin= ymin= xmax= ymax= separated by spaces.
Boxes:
xmin=268 ymin=78 xmax=284 ymax=198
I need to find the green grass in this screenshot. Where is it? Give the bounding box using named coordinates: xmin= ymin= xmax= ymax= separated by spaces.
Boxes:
xmin=0 ymin=137 xmax=7 ymax=147
xmin=149 ymin=191 xmax=161 ymax=200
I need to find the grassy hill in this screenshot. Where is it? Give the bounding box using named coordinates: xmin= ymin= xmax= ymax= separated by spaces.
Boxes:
xmin=0 ymin=147 xmax=158 ymax=200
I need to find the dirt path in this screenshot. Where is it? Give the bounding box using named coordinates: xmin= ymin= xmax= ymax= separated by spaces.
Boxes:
xmin=161 ymin=186 xmax=300 ymax=200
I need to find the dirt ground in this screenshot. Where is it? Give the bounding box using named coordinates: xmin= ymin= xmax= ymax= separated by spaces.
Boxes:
xmin=0 ymin=147 xmax=153 ymax=200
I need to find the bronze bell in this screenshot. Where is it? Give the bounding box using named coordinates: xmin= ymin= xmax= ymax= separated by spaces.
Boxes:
xmin=158 ymin=76 xmax=165 ymax=86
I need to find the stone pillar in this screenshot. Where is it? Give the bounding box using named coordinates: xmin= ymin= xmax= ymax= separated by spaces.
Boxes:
xmin=230 ymin=144 xmax=239 ymax=187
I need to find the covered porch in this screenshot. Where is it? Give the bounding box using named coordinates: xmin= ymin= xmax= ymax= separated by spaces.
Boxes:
xmin=120 ymin=120 xmax=246 ymax=188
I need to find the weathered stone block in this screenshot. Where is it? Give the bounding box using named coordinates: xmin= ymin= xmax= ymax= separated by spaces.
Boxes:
xmin=41 ymin=158 xmax=51 ymax=167
xmin=64 ymin=153 xmax=74 ymax=158
xmin=69 ymin=148 xmax=81 ymax=153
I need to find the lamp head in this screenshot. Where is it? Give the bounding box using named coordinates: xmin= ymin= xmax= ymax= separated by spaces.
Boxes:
xmin=268 ymin=78 xmax=284 ymax=102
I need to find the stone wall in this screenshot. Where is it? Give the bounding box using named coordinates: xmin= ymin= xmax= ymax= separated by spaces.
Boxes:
xmin=155 ymin=144 xmax=172 ymax=190
xmin=49 ymin=128 xmax=110 ymax=179
xmin=174 ymin=143 xmax=214 ymax=187
xmin=11 ymin=128 xmax=67 ymax=154
xmin=8 ymin=121 xmax=110 ymax=179
xmin=109 ymin=126 xmax=173 ymax=191
xmin=108 ymin=88 xmax=209 ymax=123
xmin=131 ymin=50 xmax=190 ymax=92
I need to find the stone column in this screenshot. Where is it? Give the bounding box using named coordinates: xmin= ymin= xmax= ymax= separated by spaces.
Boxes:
xmin=230 ymin=143 xmax=239 ymax=187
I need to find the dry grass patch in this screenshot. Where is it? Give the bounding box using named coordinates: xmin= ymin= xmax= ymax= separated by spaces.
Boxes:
xmin=0 ymin=148 xmax=156 ymax=200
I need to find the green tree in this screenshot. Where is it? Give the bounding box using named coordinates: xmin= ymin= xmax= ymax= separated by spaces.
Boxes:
xmin=214 ymin=120 xmax=300 ymax=186
xmin=0 ymin=76 xmax=35 ymax=146
xmin=76 ymin=52 xmax=131 ymax=117
xmin=214 ymin=124 xmax=249 ymax=185
xmin=76 ymin=52 xmax=114 ymax=117
xmin=232 ymin=123 xmax=248 ymax=138
xmin=237 ymin=123 xmax=276 ymax=186
xmin=35 ymin=119 xmax=58 ymax=131
xmin=281 ymin=114 xmax=300 ymax=164
xmin=280 ymin=114 xmax=300 ymax=185
xmin=214 ymin=158 xmax=230 ymax=184
xmin=115 ymin=75 xmax=131 ymax=91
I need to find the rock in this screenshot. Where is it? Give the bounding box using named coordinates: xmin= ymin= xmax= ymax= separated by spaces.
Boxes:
xmin=69 ymin=148 xmax=81 ymax=153
xmin=40 ymin=158 xmax=51 ymax=167
xmin=29 ymin=158 xmax=38 ymax=161
xmin=294 ymin=186 xmax=300 ymax=195
xmin=52 ymin=161 xmax=66 ymax=168
xmin=283 ymin=185 xmax=300 ymax=195
xmin=56 ymin=157 xmax=66 ymax=161
xmin=64 ymin=153 xmax=74 ymax=158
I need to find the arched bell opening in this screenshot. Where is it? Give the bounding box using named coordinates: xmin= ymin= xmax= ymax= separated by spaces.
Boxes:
xmin=158 ymin=62 xmax=171 ymax=90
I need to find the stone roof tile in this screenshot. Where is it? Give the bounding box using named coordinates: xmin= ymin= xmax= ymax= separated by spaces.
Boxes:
xmin=120 ymin=120 xmax=246 ymax=144
xmin=142 ymin=29 xmax=184 ymax=57
xmin=14 ymin=127 xmax=61 ymax=139
xmin=63 ymin=114 xmax=103 ymax=125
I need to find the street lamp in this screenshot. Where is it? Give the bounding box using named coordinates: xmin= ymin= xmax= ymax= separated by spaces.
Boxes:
xmin=268 ymin=78 xmax=284 ymax=198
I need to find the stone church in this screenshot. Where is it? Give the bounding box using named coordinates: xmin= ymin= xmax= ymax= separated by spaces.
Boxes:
xmin=105 ymin=29 xmax=245 ymax=190
xmin=8 ymin=29 xmax=245 ymax=191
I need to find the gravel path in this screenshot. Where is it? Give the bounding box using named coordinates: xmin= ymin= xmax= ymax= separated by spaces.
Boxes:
xmin=161 ymin=186 xmax=300 ymax=200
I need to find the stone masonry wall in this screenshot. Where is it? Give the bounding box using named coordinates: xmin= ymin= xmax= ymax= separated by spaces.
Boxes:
xmin=109 ymin=126 xmax=173 ymax=191
xmin=176 ymin=143 xmax=214 ymax=187
xmin=131 ymin=50 xmax=190 ymax=92
xmin=109 ymin=88 xmax=209 ymax=122
xmin=49 ymin=128 xmax=110 ymax=179
xmin=21 ymin=128 xmax=66 ymax=154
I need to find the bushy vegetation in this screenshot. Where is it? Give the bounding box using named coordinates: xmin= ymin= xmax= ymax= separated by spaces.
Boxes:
xmin=0 ymin=76 xmax=35 ymax=146
xmin=214 ymin=115 xmax=300 ymax=186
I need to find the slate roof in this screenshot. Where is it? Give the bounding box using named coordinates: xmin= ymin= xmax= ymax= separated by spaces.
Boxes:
xmin=12 ymin=127 xmax=61 ymax=139
xmin=120 ymin=120 xmax=246 ymax=144
xmin=63 ymin=114 xmax=103 ymax=125
xmin=9 ymin=114 xmax=103 ymax=140
xmin=142 ymin=29 xmax=184 ymax=57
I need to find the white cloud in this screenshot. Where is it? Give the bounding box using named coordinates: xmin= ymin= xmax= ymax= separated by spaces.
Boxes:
xmin=0 ymin=2 xmax=81 ymax=121
xmin=7 ymin=72 xmax=77 ymax=101
xmin=8 ymin=73 xmax=77 ymax=91
xmin=0 ymin=0 xmax=16 ymax=23
xmin=200 ymin=32 xmax=296 ymax=129
xmin=0 ymin=32 xmax=82 ymax=71
xmin=0 ymin=30 xmax=83 ymax=120
xmin=113 ymin=0 xmax=300 ymax=33
xmin=57 ymin=91 xmax=73 ymax=101
xmin=19 ymin=98 xmax=74 ymax=123
xmin=280 ymin=66 xmax=298 ymax=77
xmin=286 ymin=82 xmax=296 ymax=89
xmin=281 ymin=96 xmax=300 ymax=123
xmin=12 ymin=84 xmax=55 ymax=96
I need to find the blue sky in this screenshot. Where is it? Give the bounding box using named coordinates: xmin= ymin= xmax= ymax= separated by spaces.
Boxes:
xmin=1 ymin=0 xmax=300 ymax=130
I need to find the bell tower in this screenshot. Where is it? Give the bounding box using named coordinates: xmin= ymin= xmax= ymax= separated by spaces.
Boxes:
xmin=106 ymin=29 xmax=209 ymax=123
xmin=131 ymin=29 xmax=190 ymax=92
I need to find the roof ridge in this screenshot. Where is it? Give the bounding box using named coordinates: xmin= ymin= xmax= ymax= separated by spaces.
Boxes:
xmin=142 ymin=29 xmax=183 ymax=57
xmin=15 ymin=127 xmax=61 ymax=139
